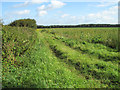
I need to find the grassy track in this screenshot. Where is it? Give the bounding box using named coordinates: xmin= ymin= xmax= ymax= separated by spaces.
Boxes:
xmin=2 ymin=27 xmax=120 ymax=88
xmin=40 ymin=30 xmax=119 ymax=88
xmin=53 ymin=35 xmax=119 ymax=63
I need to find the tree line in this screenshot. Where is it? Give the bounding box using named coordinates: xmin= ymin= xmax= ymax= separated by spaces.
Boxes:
xmin=37 ymin=24 xmax=120 ymax=28
xmin=4 ymin=18 xmax=120 ymax=28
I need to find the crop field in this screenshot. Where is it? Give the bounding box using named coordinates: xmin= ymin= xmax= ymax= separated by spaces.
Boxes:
xmin=2 ymin=27 xmax=120 ymax=88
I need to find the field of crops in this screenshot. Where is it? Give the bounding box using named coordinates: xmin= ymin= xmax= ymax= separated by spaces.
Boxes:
xmin=2 ymin=27 xmax=120 ymax=88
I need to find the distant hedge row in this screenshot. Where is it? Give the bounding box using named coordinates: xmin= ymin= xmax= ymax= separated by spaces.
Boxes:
xmin=8 ymin=19 xmax=37 ymax=28
xmin=37 ymin=24 xmax=120 ymax=28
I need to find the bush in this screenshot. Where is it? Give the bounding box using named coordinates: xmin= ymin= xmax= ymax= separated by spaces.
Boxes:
xmin=2 ymin=26 xmax=37 ymax=68
xmin=8 ymin=19 xmax=37 ymax=28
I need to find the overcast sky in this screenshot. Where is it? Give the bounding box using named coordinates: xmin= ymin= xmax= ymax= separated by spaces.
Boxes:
xmin=1 ymin=0 xmax=118 ymax=25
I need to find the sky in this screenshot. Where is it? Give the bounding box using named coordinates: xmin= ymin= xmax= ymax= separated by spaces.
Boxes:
xmin=1 ymin=0 xmax=119 ymax=25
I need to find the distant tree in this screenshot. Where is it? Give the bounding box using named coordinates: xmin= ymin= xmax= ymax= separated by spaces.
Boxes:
xmin=0 ymin=19 xmax=3 ymax=29
xmin=8 ymin=19 xmax=37 ymax=28
xmin=0 ymin=19 xmax=3 ymax=25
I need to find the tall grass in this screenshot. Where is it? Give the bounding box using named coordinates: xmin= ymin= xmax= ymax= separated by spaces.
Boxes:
xmin=45 ymin=28 xmax=119 ymax=51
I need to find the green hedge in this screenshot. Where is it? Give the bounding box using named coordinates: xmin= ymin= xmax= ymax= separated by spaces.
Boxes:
xmin=8 ymin=19 xmax=37 ymax=28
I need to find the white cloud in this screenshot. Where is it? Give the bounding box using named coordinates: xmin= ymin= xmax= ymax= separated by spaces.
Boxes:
xmin=31 ymin=0 xmax=48 ymax=4
xmin=38 ymin=10 xmax=47 ymax=16
xmin=37 ymin=5 xmax=118 ymax=25
xmin=13 ymin=1 xmax=29 ymax=8
xmin=13 ymin=0 xmax=66 ymax=17
xmin=83 ymin=5 xmax=118 ymax=24
xmin=38 ymin=5 xmax=46 ymax=10
xmin=13 ymin=0 xmax=48 ymax=8
xmin=61 ymin=14 xmax=69 ymax=18
xmin=15 ymin=10 xmax=30 ymax=15
xmin=48 ymin=0 xmax=66 ymax=9
xmin=37 ymin=5 xmax=47 ymax=16
xmin=38 ymin=0 xmax=66 ymax=11
xmin=37 ymin=0 xmax=66 ymax=17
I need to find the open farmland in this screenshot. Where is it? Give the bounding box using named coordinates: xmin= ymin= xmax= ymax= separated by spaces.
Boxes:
xmin=37 ymin=27 xmax=120 ymax=88
xmin=2 ymin=1 xmax=120 ymax=88
xmin=2 ymin=27 xmax=120 ymax=88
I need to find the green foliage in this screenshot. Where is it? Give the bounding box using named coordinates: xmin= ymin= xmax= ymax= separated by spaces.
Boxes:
xmin=2 ymin=26 xmax=37 ymax=85
xmin=39 ymin=28 xmax=120 ymax=88
xmin=2 ymin=27 xmax=120 ymax=88
xmin=2 ymin=28 xmax=105 ymax=88
xmin=8 ymin=19 xmax=37 ymax=28
xmin=56 ymin=37 xmax=119 ymax=62
xmin=45 ymin=28 xmax=119 ymax=51
xmin=91 ymin=36 xmax=103 ymax=43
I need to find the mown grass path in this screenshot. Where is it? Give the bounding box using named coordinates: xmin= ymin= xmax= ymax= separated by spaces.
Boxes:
xmin=38 ymin=30 xmax=119 ymax=88
xmin=34 ymin=30 xmax=108 ymax=88
xmin=2 ymin=28 xmax=119 ymax=88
